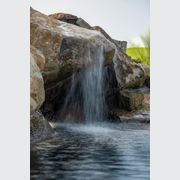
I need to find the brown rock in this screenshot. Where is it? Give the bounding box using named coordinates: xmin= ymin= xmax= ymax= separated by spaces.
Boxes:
xmin=118 ymin=87 xmax=150 ymax=111
xmin=49 ymin=13 xmax=92 ymax=29
xmin=30 ymin=45 xmax=45 ymax=71
xmin=114 ymin=51 xmax=146 ymax=89
xmin=30 ymin=8 xmax=116 ymax=87
xmin=30 ymin=54 xmax=45 ymax=113
xmin=49 ymin=12 xmax=78 ymax=24
xmin=93 ymin=26 xmax=127 ymax=53
xmin=92 ymin=25 xmax=145 ymax=89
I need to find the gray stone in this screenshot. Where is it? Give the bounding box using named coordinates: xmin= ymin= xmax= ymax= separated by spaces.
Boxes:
xmin=30 ymin=111 xmax=54 ymax=144
xmin=118 ymin=87 xmax=150 ymax=111
xmin=76 ymin=18 xmax=92 ymax=29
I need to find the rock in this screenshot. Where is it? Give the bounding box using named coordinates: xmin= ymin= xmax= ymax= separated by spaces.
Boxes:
xmin=30 ymin=45 xmax=45 ymax=71
xmin=114 ymin=51 xmax=146 ymax=89
xmin=109 ymin=110 xmax=150 ymax=123
xmin=49 ymin=12 xmax=78 ymax=24
xmin=92 ymin=25 xmax=145 ymax=89
xmin=112 ymin=39 xmax=127 ymax=53
xmin=93 ymin=26 xmax=127 ymax=53
xmin=104 ymin=64 xmax=119 ymax=110
xmin=30 ymin=8 xmax=150 ymax=122
xmin=49 ymin=13 xmax=92 ymax=29
xmin=108 ymin=110 xmax=121 ymax=122
xmin=76 ymin=18 xmax=92 ymax=29
xmin=142 ymin=64 xmax=150 ymax=87
xmin=31 ymin=8 xmax=115 ymax=86
xmin=30 ymin=54 xmax=45 ymax=113
xmin=31 ymin=8 xmax=116 ymax=118
xmin=118 ymin=87 xmax=150 ymax=111
xmin=30 ymin=111 xmax=54 ymax=144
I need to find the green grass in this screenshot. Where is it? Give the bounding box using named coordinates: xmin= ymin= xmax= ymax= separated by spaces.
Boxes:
xmin=126 ymin=47 xmax=150 ymax=65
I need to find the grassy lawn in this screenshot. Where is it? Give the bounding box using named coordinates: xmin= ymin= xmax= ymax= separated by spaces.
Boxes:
xmin=126 ymin=48 xmax=150 ymax=65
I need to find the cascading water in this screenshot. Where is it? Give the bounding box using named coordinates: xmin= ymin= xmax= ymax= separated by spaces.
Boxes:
xmin=82 ymin=46 xmax=106 ymax=123
xmin=60 ymin=46 xmax=106 ymax=123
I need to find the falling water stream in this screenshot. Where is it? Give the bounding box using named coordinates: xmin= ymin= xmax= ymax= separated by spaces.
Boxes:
xmin=31 ymin=46 xmax=150 ymax=180
xmin=60 ymin=46 xmax=106 ymax=123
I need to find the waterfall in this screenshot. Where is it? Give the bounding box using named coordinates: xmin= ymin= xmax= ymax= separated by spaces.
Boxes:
xmin=82 ymin=46 xmax=106 ymax=123
xmin=60 ymin=46 xmax=106 ymax=123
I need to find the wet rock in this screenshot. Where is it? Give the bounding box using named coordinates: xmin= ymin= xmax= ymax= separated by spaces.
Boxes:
xmin=142 ymin=64 xmax=150 ymax=88
xmin=108 ymin=110 xmax=121 ymax=122
xmin=118 ymin=87 xmax=150 ymax=111
xmin=30 ymin=111 xmax=54 ymax=144
xmin=31 ymin=8 xmax=116 ymax=119
xmin=108 ymin=110 xmax=150 ymax=123
xmin=104 ymin=64 xmax=119 ymax=110
xmin=114 ymin=51 xmax=146 ymax=89
xmin=120 ymin=111 xmax=150 ymax=123
xmin=30 ymin=54 xmax=45 ymax=113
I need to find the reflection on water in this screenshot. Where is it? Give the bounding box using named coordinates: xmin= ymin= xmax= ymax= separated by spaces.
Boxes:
xmin=31 ymin=123 xmax=150 ymax=180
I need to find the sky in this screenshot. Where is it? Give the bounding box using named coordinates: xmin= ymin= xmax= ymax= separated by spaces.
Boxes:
xmin=30 ymin=0 xmax=149 ymax=47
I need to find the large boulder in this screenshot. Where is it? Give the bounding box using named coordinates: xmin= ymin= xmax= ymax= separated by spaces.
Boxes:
xmin=30 ymin=8 xmax=116 ymax=88
xmin=30 ymin=54 xmax=45 ymax=113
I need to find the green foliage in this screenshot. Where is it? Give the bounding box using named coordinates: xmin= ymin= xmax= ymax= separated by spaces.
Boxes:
xmin=126 ymin=48 xmax=150 ymax=65
xmin=127 ymin=32 xmax=150 ymax=65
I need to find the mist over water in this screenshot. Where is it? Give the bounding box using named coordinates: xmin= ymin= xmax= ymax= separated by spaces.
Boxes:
xmin=31 ymin=123 xmax=150 ymax=180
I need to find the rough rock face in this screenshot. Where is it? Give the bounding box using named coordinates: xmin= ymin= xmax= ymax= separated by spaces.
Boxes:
xmin=30 ymin=45 xmax=45 ymax=71
xmin=49 ymin=13 xmax=92 ymax=29
xmin=109 ymin=110 xmax=150 ymax=123
xmin=30 ymin=111 xmax=54 ymax=144
xmin=114 ymin=51 xmax=146 ymax=89
xmin=92 ymin=25 xmax=146 ymax=89
xmin=118 ymin=87 xmax=150 ymax=111
xmin=93 ymin=26 xmax=127 ymax=53
xmin=30 ymin=54 xmax=45 ymax=114
xmin=142 ymin=64 xmax=150 ymax=88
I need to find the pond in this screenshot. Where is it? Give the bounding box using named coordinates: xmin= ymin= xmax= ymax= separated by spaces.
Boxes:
xmin=31 ymin=122 xmax=150 ymax=180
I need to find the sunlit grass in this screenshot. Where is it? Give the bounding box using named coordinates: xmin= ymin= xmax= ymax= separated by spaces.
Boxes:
xmin=126 ymin=48 xmax=150 ymax=65
xmin=127 ymin=32 xmax=150 ymax=65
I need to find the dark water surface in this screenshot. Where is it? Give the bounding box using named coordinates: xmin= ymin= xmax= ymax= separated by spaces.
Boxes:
xmin=31 ymin=123 xmax=150 ymax=180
